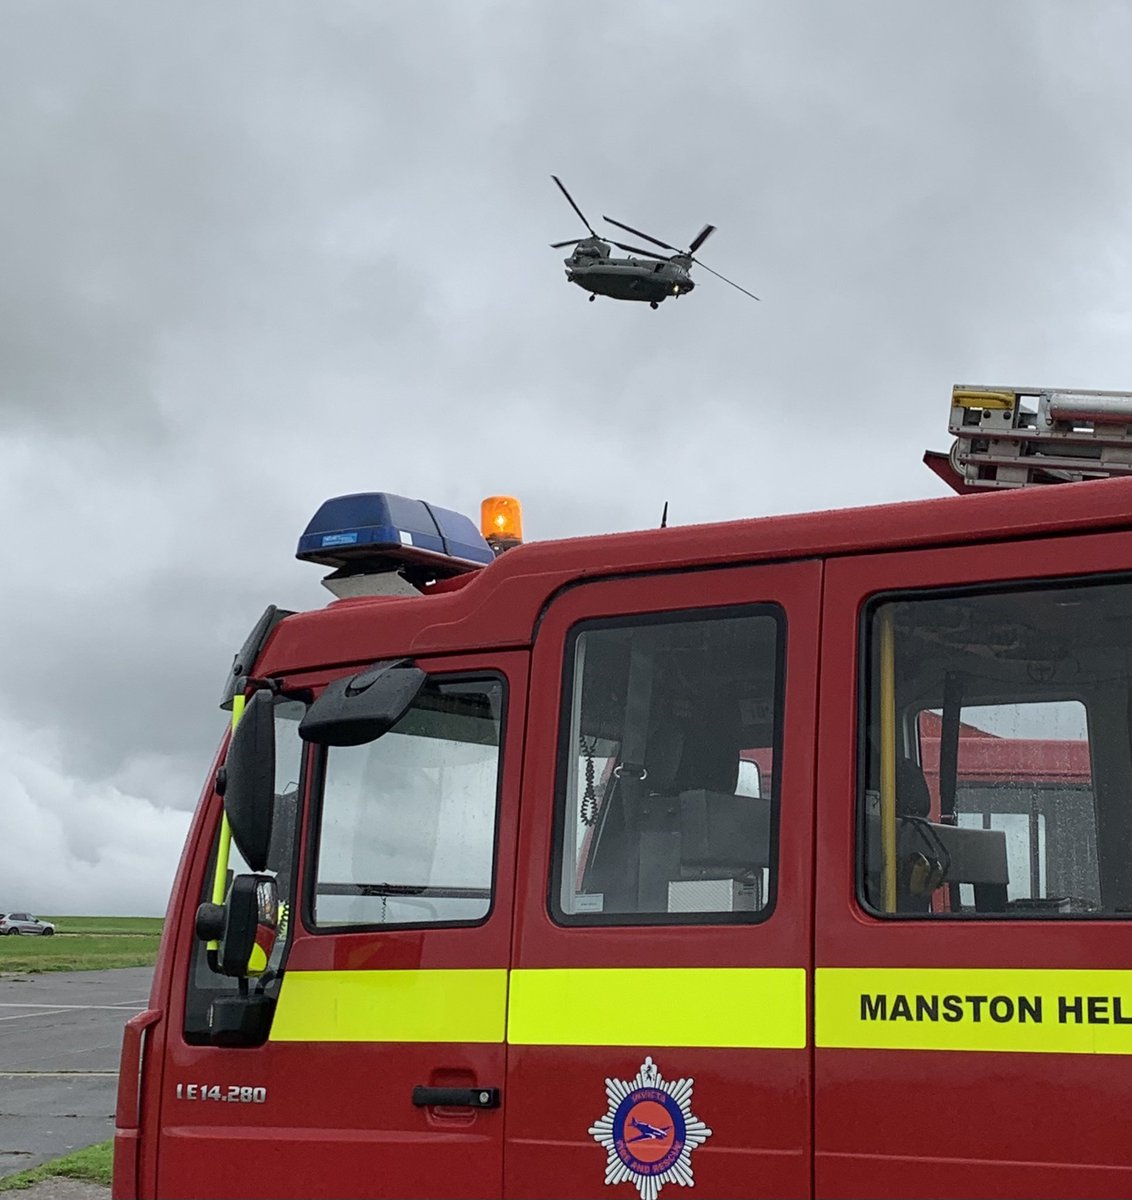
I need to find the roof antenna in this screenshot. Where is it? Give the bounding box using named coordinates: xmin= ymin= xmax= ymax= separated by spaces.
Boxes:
xmin=660 ymin=501 xmax=669 ymax=529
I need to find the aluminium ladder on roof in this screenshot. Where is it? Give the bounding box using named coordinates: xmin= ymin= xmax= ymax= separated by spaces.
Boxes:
xmin=949 ymin=385 xmax=1132 ymax=490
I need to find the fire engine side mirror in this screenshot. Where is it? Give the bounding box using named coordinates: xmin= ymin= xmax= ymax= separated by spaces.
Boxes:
xmin=223 ymin=874 xmax=279 ymax=977
xmin=196 ymin=874 xmax=279 ymax=978
xmin=299 ymin=661 xmax=427 ymax=747
xmin=223 ymin=689 xmax=276 ymax=873
xmin=194 ymin=875 xmax=280 ymax=1047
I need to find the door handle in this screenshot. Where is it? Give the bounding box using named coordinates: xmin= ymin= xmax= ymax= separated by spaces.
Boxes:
xmin=116 ymin=1008 xmax=162 ymax=1129
xmin=412 ymin=1085 xmax=500 ymax=1109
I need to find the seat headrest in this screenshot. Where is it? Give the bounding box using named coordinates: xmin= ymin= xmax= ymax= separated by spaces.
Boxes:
xmin=895 ymin=757 xmax=932 ymax=818
xmin=644 ymin=691 xmax=742 ymax=795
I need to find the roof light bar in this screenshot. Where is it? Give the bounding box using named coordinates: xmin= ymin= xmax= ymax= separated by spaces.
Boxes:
xmin=297 ymin=493 xmax=494 ymax=587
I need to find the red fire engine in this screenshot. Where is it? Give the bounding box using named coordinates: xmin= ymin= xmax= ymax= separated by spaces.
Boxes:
xmin=116 ymin=386 xmax=1132 ymax=1199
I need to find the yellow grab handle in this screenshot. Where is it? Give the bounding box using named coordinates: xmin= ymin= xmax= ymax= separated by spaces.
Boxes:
xmin=207 ymin=692 xmax=245 ymax=949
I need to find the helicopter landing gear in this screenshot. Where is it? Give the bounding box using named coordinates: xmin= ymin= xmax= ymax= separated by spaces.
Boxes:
xmin=589 ymin=294 xmax=596 ymax=302
xmin=650 ymin=301 xmax=659 ymax=310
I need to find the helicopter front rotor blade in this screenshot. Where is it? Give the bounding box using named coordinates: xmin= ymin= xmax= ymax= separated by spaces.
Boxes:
xmin=602 ymin=215 xmax=680 ymax=254
xmin=610 ymin=240 xmax=669 ymax=261
xmin=693 ymin=259 xmax=761 ymax=301
xmin=550 ymin=239 xmax=584 ymax=248
xmin=551 ymin=176 xmax=597 ymax=238
xmin=687 ymin=224 xmax=716 ymax=255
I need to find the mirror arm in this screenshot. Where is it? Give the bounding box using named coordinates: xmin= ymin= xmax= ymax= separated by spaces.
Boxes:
xmin=243 ymin=676 xmax=283 ymax=695
xmin=241 ymin=677 xmax=314 ymax=704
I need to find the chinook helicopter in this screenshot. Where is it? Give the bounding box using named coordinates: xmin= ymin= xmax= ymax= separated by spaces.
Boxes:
xmin=550 ymin=175 xmax=759 ymax=309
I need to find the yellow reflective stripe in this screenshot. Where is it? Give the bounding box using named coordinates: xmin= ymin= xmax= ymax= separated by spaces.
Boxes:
xmin=268 ymin=967 xmax=807 ymax=1047
xmin=257 ymin=964 xmax=1132 ymax=1054
xmin=508 ymin=967 xmax=807 ymax=1048
xmin=817 ymin=968 xmax=1132 ymax=1055
xmin=270 ymin=969 xmax=508 ymax=1043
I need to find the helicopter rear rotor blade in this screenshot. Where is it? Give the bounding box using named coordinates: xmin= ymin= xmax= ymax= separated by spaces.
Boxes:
xmin=610 ymin=240 xmax=670 ymax=261
xmin=693 ymin=258 xmax=760 ymax=301
xmin=551 ymin=176 xmax=597 ymax=238
xmin=602 ymin=216 xmax=680 ymax=254
xmin=687 ymin=224 xmax=716 ymax=255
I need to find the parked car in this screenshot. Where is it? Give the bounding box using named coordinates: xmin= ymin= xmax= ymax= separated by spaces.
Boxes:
xmin=0 ymin=913 xmax=55 ymax=936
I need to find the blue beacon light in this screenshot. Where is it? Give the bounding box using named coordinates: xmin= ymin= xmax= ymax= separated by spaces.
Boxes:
xmin=297 ymin=493 xmax=494 ymax=593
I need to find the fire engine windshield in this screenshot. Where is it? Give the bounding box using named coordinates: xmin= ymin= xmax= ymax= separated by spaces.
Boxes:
xmin=312 ymin=676 xmax=503 ymax=927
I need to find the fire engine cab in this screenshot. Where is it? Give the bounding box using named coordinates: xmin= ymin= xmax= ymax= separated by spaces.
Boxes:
xmin=117 ymin=386 xmax=1132 ymax=1199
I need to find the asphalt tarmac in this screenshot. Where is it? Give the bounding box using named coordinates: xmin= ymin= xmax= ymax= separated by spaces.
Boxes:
xmin=0 ymin=967 xmax=151 ymax=1178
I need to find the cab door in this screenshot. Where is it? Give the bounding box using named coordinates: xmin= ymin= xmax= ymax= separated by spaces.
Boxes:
xmin=814 ymin=531 xmax=1132 ymax=1198
xmin=505 ymin=563 xmax=821 ymax=1200
xmin=158 ymin=651 xmax=526 ymax=1200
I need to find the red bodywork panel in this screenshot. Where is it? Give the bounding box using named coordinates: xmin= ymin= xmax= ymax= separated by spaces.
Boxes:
xmin=504 ymin=564 xmax=821 ymax=1198
xmin=253 ymin=476 xmax=1132 ymax=675
xmin=119 ymin=477 xmax=1132 ymax=1199
xmin=814 ymin=531 xmax=1132 ymax=1199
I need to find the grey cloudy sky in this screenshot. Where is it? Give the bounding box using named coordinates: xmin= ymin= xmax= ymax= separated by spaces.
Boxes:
xmin=1 ymin=1 xmax=1128 ymax=915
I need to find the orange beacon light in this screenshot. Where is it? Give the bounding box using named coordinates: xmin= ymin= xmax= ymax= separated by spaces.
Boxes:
xmin=481 ymin=495 xmax=523 ymax=555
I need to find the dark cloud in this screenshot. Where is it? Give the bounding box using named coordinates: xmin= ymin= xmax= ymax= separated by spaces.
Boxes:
xmin=0 ymin=0 xmax=1128 ymax=912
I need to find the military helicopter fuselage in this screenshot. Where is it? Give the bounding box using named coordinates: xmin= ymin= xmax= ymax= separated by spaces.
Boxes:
xmin=563 ymin=238 xmax=694 ymax=307
xmin=549 ymin=177 xmax=759 ymax=310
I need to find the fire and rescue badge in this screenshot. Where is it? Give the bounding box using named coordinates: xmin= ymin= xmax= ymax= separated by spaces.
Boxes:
xmin=588 ymin=1056 xmax=712 ymax=1200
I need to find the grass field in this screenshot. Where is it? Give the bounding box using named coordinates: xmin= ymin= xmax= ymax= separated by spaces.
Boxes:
xmin=0 ymin=1140 xmax=112 ymax=1191
xmin=40 ymin=916 xmax=164 ymax=936
xmin=0 ymin=916 xmax=162 ymax=973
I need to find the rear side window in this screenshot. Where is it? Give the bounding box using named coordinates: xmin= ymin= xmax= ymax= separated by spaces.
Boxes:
xmin=552 ymin=606 xmax=784 ymax=925
xmin=920 ymin=701 xmax=1095 ymax=909
xmin=859 ymin=578 xmax=1132 ymax=917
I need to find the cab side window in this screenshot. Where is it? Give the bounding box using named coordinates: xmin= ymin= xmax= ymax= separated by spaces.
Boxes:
xmin=860 ymin=579 xmax=1132 ymax=917
xmin=553 ymin=606 xmax=783 ymax=924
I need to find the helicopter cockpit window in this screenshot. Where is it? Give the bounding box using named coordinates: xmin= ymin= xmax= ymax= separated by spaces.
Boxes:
xmin=552 ymin=606 xmax=783 ymax=926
